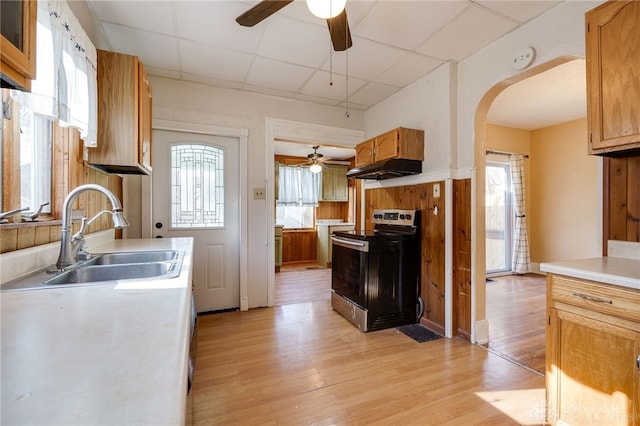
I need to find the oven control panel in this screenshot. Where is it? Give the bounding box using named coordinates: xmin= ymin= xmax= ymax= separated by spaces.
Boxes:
xmin=372 ymin=209 xmax=418 ymax=226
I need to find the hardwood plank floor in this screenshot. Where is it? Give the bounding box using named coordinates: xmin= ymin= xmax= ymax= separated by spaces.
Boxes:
xmin=275 ymin=264 xmax=331 ymax=305
xmin=192 ymin=301 xmax=546 ymax=425
xmin=484 ymin=274 xmax=546 ymax=375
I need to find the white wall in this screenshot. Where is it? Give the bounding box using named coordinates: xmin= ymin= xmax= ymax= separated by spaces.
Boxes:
xmin=150 ymin=78 xmax=364 ymax=308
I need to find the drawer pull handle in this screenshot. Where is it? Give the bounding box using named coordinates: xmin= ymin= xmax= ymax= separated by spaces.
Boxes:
xmin=571 ymin=292 xmax=613 ymax=304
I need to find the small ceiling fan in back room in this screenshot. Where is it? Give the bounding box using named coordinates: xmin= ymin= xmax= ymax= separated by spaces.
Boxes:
xmin=235 ymin=0 xmax=353 ymax=51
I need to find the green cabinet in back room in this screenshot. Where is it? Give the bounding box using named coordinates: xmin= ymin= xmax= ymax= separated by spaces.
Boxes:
xmin=319 ymin=165 xmax=348 ymax=202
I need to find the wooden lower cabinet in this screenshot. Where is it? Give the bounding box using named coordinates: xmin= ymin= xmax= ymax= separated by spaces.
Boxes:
xmin=546 ymin=274 xmax=640 ymax=425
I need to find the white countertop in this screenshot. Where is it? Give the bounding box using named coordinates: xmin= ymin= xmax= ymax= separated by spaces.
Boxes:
xmin=1 ymin=238 xmax=194 ymax=426
xmin=540 ymin=256 xmax=640 ymax=290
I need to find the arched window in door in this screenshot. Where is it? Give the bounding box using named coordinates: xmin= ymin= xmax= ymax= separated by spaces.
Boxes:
xmin=170 ymin=143 xmax=224 ymax=228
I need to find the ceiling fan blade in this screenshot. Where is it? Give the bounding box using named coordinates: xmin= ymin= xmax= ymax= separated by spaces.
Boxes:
xmin=236 ymin=0 xmax=294 ymax=27
xmin=327 ymin=9 xmax=352 ymax=51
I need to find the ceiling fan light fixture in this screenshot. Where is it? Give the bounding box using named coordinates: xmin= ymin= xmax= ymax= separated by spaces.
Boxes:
xmin=310 ymin=163 xmax=323 ymax=174
xmin=306 ymin=0 xmax=346 ymax=19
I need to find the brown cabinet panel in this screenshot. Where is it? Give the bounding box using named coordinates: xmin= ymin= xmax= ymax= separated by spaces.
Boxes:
xmin=354 ymin=127 xmax=424 ymax=168
xmin=89 ymin=50 xmax=152 ymax=175
xmin=0 ymin=0 xmax=36 ymax=91
xmin=355 ymin=140 xmax=374 ymax=167
xmin=586 ymin=0 xmax=640 ymax=154
xmin=282 ymin=230 xmax=317 ymax=263
xmin=546 ymin=273 xmax=640 ymax=425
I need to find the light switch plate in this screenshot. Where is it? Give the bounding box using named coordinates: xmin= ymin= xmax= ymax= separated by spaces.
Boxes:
xmin=433 ymin=183 xmax=441 ymax=198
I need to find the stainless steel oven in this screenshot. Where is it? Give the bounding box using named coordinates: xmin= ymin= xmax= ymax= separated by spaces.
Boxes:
xmin=330 ymin=209 xmax=421 ymax=332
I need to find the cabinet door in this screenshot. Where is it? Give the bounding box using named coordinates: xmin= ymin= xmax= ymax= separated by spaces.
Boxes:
xmin=138 ymin=62 xmax=152 ymax=171
xmin=321 ymin=165 xmax=348 ymax=202
xmin=355 ymin=140 xmax=374 ymax=167
xmin=547 ymin=308 xmax=640 ymax=425
xmin=374 ymin=129 xmax=400 ymax=162
xmin=586 ymin=1 xmax=640 ymax=154
xmin=0 ymin=0 xmax=37 ymax=91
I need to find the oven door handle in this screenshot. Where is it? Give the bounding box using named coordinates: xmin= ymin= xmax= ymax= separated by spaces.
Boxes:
xmin=331 ymin=236 xmax=369 ymax=252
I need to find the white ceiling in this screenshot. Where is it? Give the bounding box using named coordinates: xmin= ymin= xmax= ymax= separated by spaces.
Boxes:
xmin=80 ymin=0 xmax=587 ymax=157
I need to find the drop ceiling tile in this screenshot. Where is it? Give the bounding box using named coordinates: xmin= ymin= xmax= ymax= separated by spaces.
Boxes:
xmin=89 ymin=1 xmax=175 ymax=35
xmin=240 ymin=83 xmax=297 ymax=99
xmin=101 ymin=23 xmax=180 ymax=71
xmin=300 ymin=70 xmax=366 ymax=101
xmin=179 ymin=39 xmax=253 ymax=83
xmin=416 ymin=5 xmax=519 ymax=61
xmin=321 ymin=37 xmax=407 ymax=81
xmin=174 ymin=1 xmax=264 ymax=53
xmin=348 ymin=82 xmax=400 ymax=107
xmin=294 ymin=93 xmax=341 ymax=107
xmin=181 ymin=73 xmax=244 ymax=91
xmin=246 ymin=57 xmax=315 ymax=91
xmin=257 ymin=14 xmax=332 ymax=68
xmin=477 ymin=1 xmax=562 ymax=23
xmin=375 ymin=53 xmax=443 ymax=87
xmin=353 ymin=1 xmax=469 ymax=50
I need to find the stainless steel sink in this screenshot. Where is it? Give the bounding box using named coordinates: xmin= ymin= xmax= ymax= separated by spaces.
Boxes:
xmin=44 ymin=262 xmax=177 ymax=285
xmin=88 ymin=250 xmax=180 ymax=265
xmin=1 ymin=250 xmax=184 ymax=291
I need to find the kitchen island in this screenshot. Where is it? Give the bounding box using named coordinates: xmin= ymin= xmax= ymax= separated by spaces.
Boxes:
xmin=1 ymin=238 xmax=194 ymax=426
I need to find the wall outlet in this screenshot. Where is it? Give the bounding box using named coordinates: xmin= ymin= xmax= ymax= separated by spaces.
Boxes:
xmin=253 ymin=187 xmax=266 ymax=200
xmin=433 ymin=183 xmax=441 ymax=198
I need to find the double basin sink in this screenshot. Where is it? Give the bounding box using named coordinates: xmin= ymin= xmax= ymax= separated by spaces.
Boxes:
xmin=2 ymin=250 xmax=183 ymax=291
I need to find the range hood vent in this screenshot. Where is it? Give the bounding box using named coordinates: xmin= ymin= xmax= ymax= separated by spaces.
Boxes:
xmin=346 ymin=159 xmax=422 ymax=180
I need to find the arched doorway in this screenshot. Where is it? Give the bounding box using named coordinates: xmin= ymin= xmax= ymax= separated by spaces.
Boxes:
xmin=472 ymin=56 xmax=593 ymax=364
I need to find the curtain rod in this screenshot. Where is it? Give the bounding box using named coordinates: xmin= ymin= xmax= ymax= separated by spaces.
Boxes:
xmin=485 ymin=150 xmax=529 ymax=159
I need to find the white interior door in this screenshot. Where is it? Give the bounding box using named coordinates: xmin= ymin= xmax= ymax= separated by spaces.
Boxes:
xmin=153 ymin=129 xmax=240 ymax=313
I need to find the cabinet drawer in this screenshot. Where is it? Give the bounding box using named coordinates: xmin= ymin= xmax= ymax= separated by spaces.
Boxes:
xmin=550 ymin=275 xmax=640 ymax=323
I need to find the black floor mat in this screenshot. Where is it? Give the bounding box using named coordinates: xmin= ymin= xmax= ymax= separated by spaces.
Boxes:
xmin=396 ymin=324 xmax=442 ymax=343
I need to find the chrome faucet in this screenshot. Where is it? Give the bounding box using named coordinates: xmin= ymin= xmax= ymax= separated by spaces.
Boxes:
xmin=56 ymin=184 xmax=129 ymax=270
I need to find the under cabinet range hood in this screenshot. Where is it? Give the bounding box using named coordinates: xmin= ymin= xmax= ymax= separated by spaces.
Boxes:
xmin=346 ymin=159 xmax=422 ymax=180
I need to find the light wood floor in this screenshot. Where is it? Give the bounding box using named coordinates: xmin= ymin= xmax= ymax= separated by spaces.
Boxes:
xmin=484 ymin=274 xmax=546 ymax=375
xmin=274 ymin=263 xmax=331 ymax=305
xmin=192 ymin=300 xmax=546 ymax=425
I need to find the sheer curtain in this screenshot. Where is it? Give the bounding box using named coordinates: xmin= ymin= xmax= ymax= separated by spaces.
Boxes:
xmin=277 ymin=165 xmax=319 ymax=206
xmin=11 ymin=0 xmax=98 ymax=147
xmin=510 ymin=154 xmax=531 ymax=274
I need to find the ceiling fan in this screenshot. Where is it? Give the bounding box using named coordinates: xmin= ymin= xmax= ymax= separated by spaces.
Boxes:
xmin=304 ymin=146 xmax=326 ymax=173
xmin=235 ymin=0 xmax=353 ymax=51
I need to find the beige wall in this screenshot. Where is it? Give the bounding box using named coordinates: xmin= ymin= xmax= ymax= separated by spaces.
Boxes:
xmin=530 ymin=118 xmax=599 ymax=262
xmin=485 ymin=119 xmax=599 ymax=266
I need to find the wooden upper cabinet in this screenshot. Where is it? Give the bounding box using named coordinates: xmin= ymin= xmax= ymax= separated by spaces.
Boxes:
xmin=355 ymin=141 xmax=375 ymax=167
xmin=0 ymin=0 xmax=37 ymax=91
xmin=354 ymin=127 xmax=424 ymax=167
xmin=586 ymin=0 xmax=640 ymax=155
xmin=89 ymin=50 xmax=152 ymax=175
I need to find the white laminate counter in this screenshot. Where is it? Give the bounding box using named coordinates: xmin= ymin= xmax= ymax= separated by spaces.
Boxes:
xmin=540 ymin=256 xmax=640 ymax=290
xmin=1 ymin=238 xmax=194 ymax=426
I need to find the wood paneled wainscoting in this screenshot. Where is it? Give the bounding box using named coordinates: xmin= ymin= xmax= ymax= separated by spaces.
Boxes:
xmin=1 ymin=97 xmax=122 ymax=254
xmin=282 ymin=229 xmax=317 ymax=264
xmin=365 ymin=182 xmax=447 ymax=335
xmin=604 ymin=155 xmax=640 ymax=248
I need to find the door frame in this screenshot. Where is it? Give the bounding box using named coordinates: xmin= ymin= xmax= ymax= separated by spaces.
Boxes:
xmin=265 ymin=118 xmax=365 ymax=306
xmin=153 ymin=119 xmax=250 ymax=310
